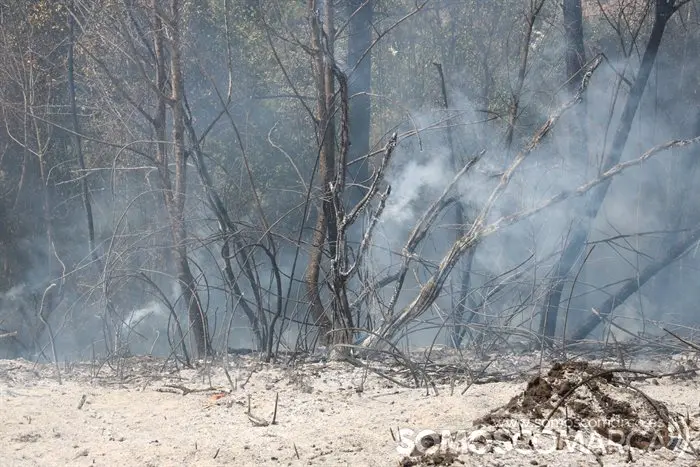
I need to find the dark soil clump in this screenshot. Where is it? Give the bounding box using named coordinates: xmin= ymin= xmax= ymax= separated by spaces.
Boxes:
xmin=473 ymin=361 xmax=684 ymax=451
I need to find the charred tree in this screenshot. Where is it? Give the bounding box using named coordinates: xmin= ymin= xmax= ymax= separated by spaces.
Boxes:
xmin=67 ymin=2 xmax=96 ymax=262
xmin=538 ymin=0 xmax=588 ymax=340
xmin=562 ymin=0 xmax=682 ymax=340
xmin=574 ymin=110 xmax=700 ymax=339
xmin=166 ymin=0 xmax=210 ymax=357
xmin=360 ymin=61 xmax=602 ymax=350
xmin=147 ymin=0 xmax=210 ymax=357
xmin=504 ymin=0 xmax=547 ymax=150
xmin=432 ymin=62 xmax=473 ymax=348
xmin=578 ymin=222 xmax=700 ymax=340
xmin=346 ymin=0 xmax=372 ymax=209
xmin=304 ymin=0 xmax=336 ymax=346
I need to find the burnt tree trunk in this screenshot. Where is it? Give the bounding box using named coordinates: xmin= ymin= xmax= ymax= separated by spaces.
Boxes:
xmin=574 ymin=109 xmax=700 ymax=339
xmin=167 ymin=0 xmax=210 ymax=357
xmin=304 ymin=0 xmax=336 ymax=345
xmin=538 ymin=0 xmax=588 ymax=339
xmin=433 ymin=62 xmax=472 ymax=348
xmin=567 ymin=0 xmax=680 ymax=340
xmin=151 ymin=0 xmax=210 ymax=357
xmin=346 ymin=0 xmax=372 ymax=209
xmin=504 ymin=0 xmax=546 ymax=150
xmin=67 ymin=5 xmax=97 ymax=262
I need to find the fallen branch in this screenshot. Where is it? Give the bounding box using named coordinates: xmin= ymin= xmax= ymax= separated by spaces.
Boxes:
xmin=571 ymin=214 xmax=700 ymax=340
xmin=272 ymin=392 xmax=279 ymax=425
xmin=246 ymin=393 xmax=278 ymax=427
xmin=365 ymin=133 xmax=700 ymax=349
xmin=158 ymin=384 xmax=219 ymax=396
xmin=361 ymin=58 xmax=601 ymax=349
xmin=384 ymin=152 xmax=484 ymax=319
xmin=663 ymin=327 xmax=700 ymax=353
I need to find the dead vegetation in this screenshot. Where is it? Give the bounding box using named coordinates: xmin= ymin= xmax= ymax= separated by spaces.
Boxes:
xmin=475 ymin=361 xmax=688 ymax=450
xmin=397 ymin=339 xmax=700 ymax=466
xmin=2 ymin=336 xmax=700 ymax=466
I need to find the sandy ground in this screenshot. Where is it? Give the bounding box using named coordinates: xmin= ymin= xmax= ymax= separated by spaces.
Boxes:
xmin=1 ymin=352 xmax=699 ymax=467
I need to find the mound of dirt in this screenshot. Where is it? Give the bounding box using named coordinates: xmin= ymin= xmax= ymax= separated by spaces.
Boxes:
xmin=473 ymin=361 xmax=690 ymax=452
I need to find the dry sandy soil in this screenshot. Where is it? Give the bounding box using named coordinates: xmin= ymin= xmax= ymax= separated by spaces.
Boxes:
xmin=1 ymin=349 xmax=699 ymax=466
